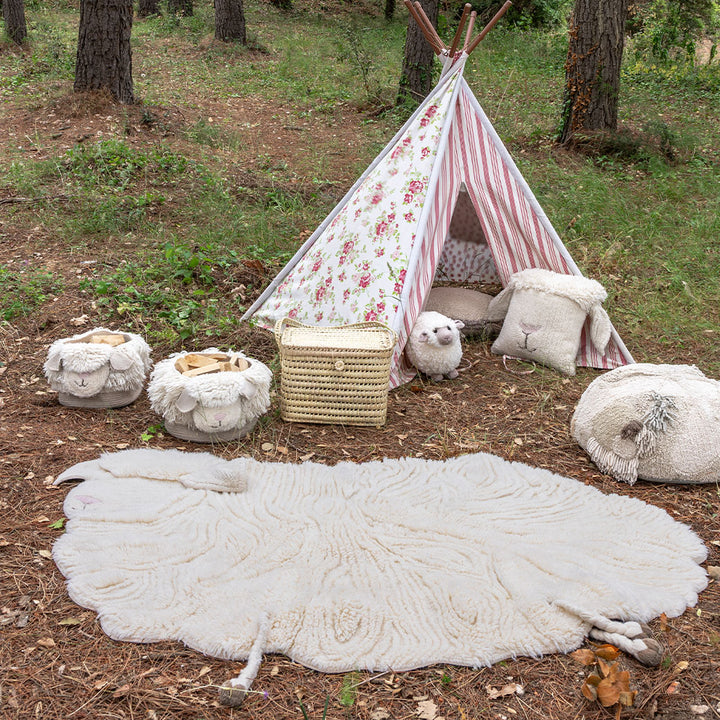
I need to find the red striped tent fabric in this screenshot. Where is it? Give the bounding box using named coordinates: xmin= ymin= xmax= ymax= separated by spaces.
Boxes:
xmin=242 ymin=56 xmax=633 ymax=388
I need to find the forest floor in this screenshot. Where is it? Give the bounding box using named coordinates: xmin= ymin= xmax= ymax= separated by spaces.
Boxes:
xmin=1 ymin=56 xmax=719 ymax=720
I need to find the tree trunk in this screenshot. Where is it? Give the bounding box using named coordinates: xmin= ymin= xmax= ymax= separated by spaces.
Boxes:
xmin=3 ymin=0 xmax=27 ymax=45
xmin=168 ymin=0 xmax=192 ymax=16
xmin=397 ymin=0 xmax=438 ymax=106
xmin=559 ymin=0 xmax=629 ymax=144
xmin=384 ymin=0 xmax=395 ymax=21
xmin=137 ymin=0 xmax=161 ymax=18
xmin=75 ymin=0 xmax=134 ymax=104
xmin=214 ymin=0 xmax=245 ymax=42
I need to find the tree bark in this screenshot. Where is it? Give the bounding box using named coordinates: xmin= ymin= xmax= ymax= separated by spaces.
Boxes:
xmin=397 ymin=0 xmax=438 ymax=105
xmin=559 ymin=0 xmax=629 ymax=144
xmin=75 ymin=0 xmax=134 ymax=103
xmin=3 ymin=0 xmax=27 ymax=45
xmin=168 ymin=0 xmax=192 ymax=16
xmin=137 ymin=0 xmax=161 ymax=18
xmin=384 ymin=0 xmax=395 ymax=21
xmin=214 ymin=0 xmax=246 ymax=43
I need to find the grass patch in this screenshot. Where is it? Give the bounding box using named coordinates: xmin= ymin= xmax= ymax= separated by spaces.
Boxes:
xmin=0 ymin=265 xmax=63 ymax=321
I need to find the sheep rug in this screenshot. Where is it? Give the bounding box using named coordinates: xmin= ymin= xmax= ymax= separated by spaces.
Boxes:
xmin=53 ymin=448 xmax=707 ymax=701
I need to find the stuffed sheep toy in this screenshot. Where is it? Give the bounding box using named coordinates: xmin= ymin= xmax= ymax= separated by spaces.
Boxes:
xmin=405 ymin=311 xmax=464 ymax=381
xmin=487 ymin=268 xmax=611 ymax=376
xmin=44 ymin=328 xmax=152 ymax=408
xmin=571 ymin=363 xmax=720 ymax=486
xmin=148 ymin=348 xmax=272 ymax=443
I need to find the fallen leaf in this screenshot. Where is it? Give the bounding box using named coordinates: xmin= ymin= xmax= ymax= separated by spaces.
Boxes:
xmin=115 ymin=443 xmax=129 ymax=450
xmin=37 ymin=637 xmax=55 ymax=648
xmin=299 ymin=453 xmax=315 ymax=461
xmin=198 ymin=666 xmax=211 ymax=678
xmin=112 ymin=684 xmax=131 ymax=698
xmin=707 ymin=566 xmax=720 ymax=580
xmin=486 ymin=683 xmax=523 ymax=699
xmin=58 ymin=617 xmax=83 ymax=626
xmin=660 ymin=612 xmax=670 ymax=631
xmin=417 ymin=698 xmax=440 ymax=719
xmin=261 ymin=442 xmax=274 ymax=452
xmin=69 ymin=315 xmax=90 ymax=326
xmin=37 ymin=550 xmax=52 ymax=559
xmin=594 ymin=644 xmax=621 ymax=661
xmin=666 ymin=680 xmax=680 ymax=694
xmin=370 ymin=711 xmax=390 ymax=720
xmin=673 ymin=661 xmax=689 ymax=673
xmin=570 ymin=648 xmax=597 ymax=666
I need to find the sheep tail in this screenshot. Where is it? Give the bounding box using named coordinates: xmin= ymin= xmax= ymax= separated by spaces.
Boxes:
xmin=218 ymin=613 xmax=269 ymax=707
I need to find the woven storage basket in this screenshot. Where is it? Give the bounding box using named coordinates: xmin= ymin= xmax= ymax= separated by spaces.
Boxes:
xmin=275 ymin=318 xmax=397 ymax=426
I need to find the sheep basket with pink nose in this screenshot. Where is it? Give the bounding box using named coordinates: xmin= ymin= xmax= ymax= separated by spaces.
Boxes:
xmin=43 ymin=328 xmax=152 ymax=408
xmin=147 ymin=349 xmax=272 ymax=443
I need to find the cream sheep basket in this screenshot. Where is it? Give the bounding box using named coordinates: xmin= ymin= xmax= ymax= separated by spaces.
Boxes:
xmin=43 ymin=328 xmax=152 ymax=408
xmin=147 ymin=349 xmax=272 ymax=443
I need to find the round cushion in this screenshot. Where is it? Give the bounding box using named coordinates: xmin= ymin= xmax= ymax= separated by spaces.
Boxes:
xmin=425 ymin=287 xmax=500 ymax=339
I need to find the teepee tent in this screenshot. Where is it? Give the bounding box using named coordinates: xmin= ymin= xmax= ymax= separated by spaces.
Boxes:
xmin=242 ymin=3 xmax=633 ymax=388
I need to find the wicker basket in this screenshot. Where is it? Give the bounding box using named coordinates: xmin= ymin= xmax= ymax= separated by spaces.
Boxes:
xmin=274 ymin=318 xmax=397 ymax=426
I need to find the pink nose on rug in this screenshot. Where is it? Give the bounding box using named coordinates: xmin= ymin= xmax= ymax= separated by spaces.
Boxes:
xmin=213 ymin=412 xmax=226 ymax=422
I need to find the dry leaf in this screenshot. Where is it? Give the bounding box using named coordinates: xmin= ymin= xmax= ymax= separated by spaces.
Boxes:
xmin=707 ymin=566 xmax=720 ymax=580
xmin=582 ymin=674 xmax=601 ymax=701
xmin=660 ymin=612 xmax=670 ymax=631
xmin=261 ymin=442 xmax=274 ymax=452
xmin=416 ymin=698 xmax=440 ymax=719
xmin=596 ymin=666 xmax=633 ymax=708
xmin=666 ymin=680 xmax=680 ymax=694
xmin=112 ymin=684 xmax=131 ymax=698
xmin=69 ymin=315 xmax=90 ymax=326
xmin=299 ymin=453 xmax=315 ymax=461
xmin=370 ymin=711 xmax=390 ymax=720
xmin=571 ymin=648 xmax=597 ymax=666
xmin=198 ymin=666 xmax=211 ymax=678
xmin=673 ymin=661 xmax=689 ymax=673
xmin=37 ymin=637 xmax=55 ymax=648
xmin=38 ymin=550 xmax=52 ymax=559
xmin=486 ymin=683 xmax=523 ymax=699
xmin=594 ymin=644 xmax=621 ymax=661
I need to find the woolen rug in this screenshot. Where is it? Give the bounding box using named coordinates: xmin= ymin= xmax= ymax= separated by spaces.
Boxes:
xmin=53 ymin=448 xmax=707 ymax=696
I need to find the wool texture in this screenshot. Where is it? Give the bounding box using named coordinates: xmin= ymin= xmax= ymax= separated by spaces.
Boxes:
xmin=148 ymin=349 xmax=272 ymax=433
xmin=572 ymin=363 xmax=720 ymax=485
xmin=44 ymin=328 xmax=152 ymax=396
xmin=53 ymin=449 xmax=707 ymax=673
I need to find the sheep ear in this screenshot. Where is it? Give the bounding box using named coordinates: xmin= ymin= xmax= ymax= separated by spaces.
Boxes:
xmin=237 ymin=378 xmax=258 ymax=400
xmin=175 ymin=389 xmax=197 ymax=413
xmin=487 ymin=286 xmax=513 ymax=321
xmin=588 ymin=305 xmax=612 ymax=354
xmin=454 ymin=319 xmax=465 ymax=330
xmin=109 ymin=349 xmax=134 ymax=371
xmin=46 ymin=350 xmax=63 ymax=372
xmin=418 ymin=331 xmax=429 ymax=343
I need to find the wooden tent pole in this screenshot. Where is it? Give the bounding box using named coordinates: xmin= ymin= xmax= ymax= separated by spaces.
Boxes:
xmin=449 ymin=3 xmax=472 ymax=58
xmin=402 ymin=0 xmax=443 ymax=54
xmin=466 ymin=0 xmax=513 ymax=55
xmin=462 ymin=11 xmax=477 ymax=53
xmin=413 ymin=1 xmax=447 ymax=53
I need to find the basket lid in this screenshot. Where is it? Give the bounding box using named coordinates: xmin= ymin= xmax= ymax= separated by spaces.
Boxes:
xmin=279 ymin=322 xmax=396 ymax=352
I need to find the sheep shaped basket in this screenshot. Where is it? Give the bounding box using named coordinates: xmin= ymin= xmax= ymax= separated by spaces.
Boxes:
xmin=44 ymin=328 xmax=152 ymax=408
xmin=487 ymin=268 xmax=611 ymax=376
xmin=148 ymin=349 xmax=272 ymax=443
xmin=571 ymin=363 xmax=720 ymax=485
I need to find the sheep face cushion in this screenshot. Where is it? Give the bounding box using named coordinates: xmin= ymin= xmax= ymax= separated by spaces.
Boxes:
xmin=488 ymin=269 xmax=611 ymax=376
xmin=571 ymin=363 xmax=720 ymax=485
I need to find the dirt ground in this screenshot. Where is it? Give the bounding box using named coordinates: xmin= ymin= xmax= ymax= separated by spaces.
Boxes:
xmin=1 ymin=89 xmax=719 ymax=720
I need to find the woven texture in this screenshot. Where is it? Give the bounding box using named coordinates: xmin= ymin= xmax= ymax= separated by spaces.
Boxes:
xmin=53 ymin=448 xmax=707 ymax=673
xmin=275 ymin=319 xmax=396 ymax=426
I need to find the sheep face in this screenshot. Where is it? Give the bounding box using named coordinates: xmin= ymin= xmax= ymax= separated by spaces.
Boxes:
xmin=62 ymin=365 xmax=112 ymax=397
xmin=175 ymin=383 xmax=259 ymax=435
xmin=488 ymin=269 xmax=611 ymax=376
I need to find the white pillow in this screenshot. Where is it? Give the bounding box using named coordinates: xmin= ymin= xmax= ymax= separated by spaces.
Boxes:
xmin=488 ymin=268 xmax=610 ymax=376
